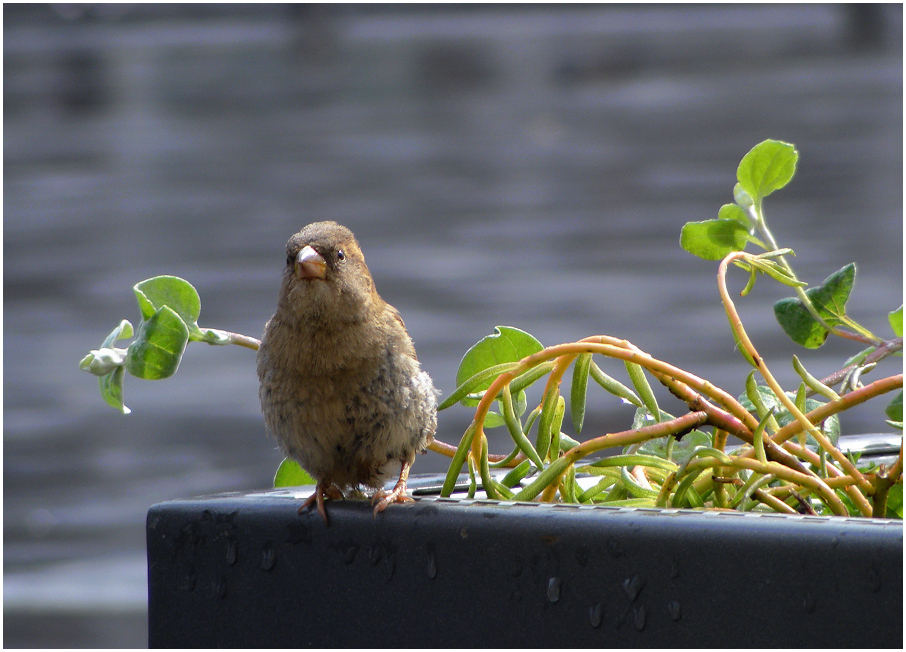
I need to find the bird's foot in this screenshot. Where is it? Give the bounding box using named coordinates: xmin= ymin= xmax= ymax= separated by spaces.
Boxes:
xmin=372 ymin=460 xmax=415 ymax=517
xmin=371 ymin=482 xmax=414 ymax=517
xmin=299 ymin=480 xmax=344 ymax=525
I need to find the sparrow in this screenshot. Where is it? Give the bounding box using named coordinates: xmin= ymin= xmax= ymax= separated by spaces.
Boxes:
xmin=257 ymin=221 xmax=437 ymax=524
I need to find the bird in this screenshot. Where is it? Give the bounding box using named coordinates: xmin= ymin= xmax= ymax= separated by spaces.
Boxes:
xmin=257 ymin=221 xmax=437 ymax=525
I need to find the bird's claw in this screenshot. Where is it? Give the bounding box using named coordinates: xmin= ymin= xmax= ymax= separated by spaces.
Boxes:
xmin=300 ymin=481 xmax=344 ymax=525
xmin=372 ymin=482 xmax=414 ymax=518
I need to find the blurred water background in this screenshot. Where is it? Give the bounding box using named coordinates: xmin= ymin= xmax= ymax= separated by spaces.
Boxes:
xmin=3 ymin=4 xmax=903 ymax=647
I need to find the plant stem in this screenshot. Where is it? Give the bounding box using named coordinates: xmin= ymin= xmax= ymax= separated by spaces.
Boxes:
xmin=754 ymin=210 xmax=880 ymax=345
xmin=718 ymin=252 xmax=872 ymax=494
xmin=771 ymin=374 xmax=903 ymax=444
xmin=816 ymin=337 xmax=903 ymax=390
xmin=226 ymin=332 xmax=261 ymax=350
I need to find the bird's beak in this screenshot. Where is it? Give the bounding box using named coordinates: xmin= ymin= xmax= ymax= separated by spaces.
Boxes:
xmin=295 ymin=246 xmax=327 ymax=279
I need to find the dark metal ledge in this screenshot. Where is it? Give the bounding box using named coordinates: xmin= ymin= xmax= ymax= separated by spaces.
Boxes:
xmin=148 ymin=484 xmax=903 ymax=647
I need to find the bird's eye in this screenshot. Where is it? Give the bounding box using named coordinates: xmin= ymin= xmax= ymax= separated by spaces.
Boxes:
xmin=286 ymin=254 xmax=294 ymax=266
xmin=336 ymin=249 xmax=346 ymax=262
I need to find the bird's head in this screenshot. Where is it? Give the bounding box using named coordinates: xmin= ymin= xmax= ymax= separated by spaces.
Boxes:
xmin=279 ymin=221 xmax=380 ymax=323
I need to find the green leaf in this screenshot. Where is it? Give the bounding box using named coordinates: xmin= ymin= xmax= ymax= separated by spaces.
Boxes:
xmin=885 ymin=391 xmax=903 ymax=423
xmin=625 ymin=362 xmax=659 ymax=421
xmin=273 ymin=458 xmax=316 ymax=488
xmin=134 ymin=276 xmax=200 ymax=326
xmin=679 ymin=218 xmax=750 ymax=260
xmin=80 ymin=320 xmax=134 ymax=377
xmin=736 ymin=139 xmax=798 ymax=201
xmin=733 ymin=183 xmax=754 ymax=210
xmin=886 ymin=484 xmax=903 ymax=519
xmin=773 ymin=263 xmax=856 ymax=348
xmin=124 ymin=306 xmax=190 ymax=379
xmin=536 ymin=387 xmax=560 ymax=462
xmin=455 ymin=327 xmax=543 ymax=405
xmin=588 ymin=362 xmax=643 ymax=407
xmin=719 ymin=202 xmax=751 ymax=227
xmin=637 ymin=430 xmax=711 ymax=465
xmin=889 ymin=305 xmax=903 ymax=337
xmin=500 ymin=386 xmax=544 ymax=469
xmin=501 ymin=459 xmax=532 ymax=488
xmin=739 ymin=386 xmax=840 ymax=447
xmin=437 ymin=362 xmax=521 ymax=410
xmin=483 ymin=411 xmax=506 ymax=429
xmin=99 ymin=365 xmax=130 ymax=415
xmin=101 ymin=319 xmax=134 ymax=348
xmin=133 ymin=276 xmax=228 ymax=344
xmin=631 ymin=407 xmax=674 ymax=430
xmin=570 ymin=353 xmax=592 ymax=434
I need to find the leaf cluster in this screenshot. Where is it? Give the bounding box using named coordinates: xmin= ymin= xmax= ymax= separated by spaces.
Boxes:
xmin=80 ymin=140 xmax=903 ymax=518
xmin=79 ymin=276 xmax=248 ymax=413
xmin=436 ymin=140 xmax=902 ymax=517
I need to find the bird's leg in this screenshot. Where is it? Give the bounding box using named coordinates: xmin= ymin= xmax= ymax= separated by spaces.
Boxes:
xmin=299 ymin=479 xmax=344 ymax=525
xmin=372 ymin=459 xmax=415 ymax=517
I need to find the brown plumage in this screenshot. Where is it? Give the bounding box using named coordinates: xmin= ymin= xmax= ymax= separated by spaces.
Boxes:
xmin=257 ymin=221 xmax=437 ymax=524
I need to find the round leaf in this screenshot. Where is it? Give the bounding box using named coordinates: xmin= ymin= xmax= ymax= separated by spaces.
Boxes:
xmin=273 ymin=458 xmax=315 ymax=488
xmin=134 ymin=276 xmax=202 ymax=335
xmin=124 ymin=306 xmax=190 ymax=380
xmin=737 ymin=139 xmax=798 ymax=201
xmin=739 ymin=387 xmax=840 ymax=447
xmin=101 ymin=319 xmax=134 ymax=349
xmin=455 ymin=326 xmax=543 ymax=402
xmin=773 ymin=263 xmax=855 ymax=348
xmin=885 ymin=391 xmax=903 ymax=423
xmin=680 ymin=218 xmax=750 ymax=260
xmin=99 ymin=365 xmax=131 ymax=415
xmin=889 ymin=305 xmax=903 ymax=337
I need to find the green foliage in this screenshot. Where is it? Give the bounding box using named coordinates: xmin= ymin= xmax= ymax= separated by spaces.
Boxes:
xmin=124 ymin=306 xmax=189 ymax=379
xmin=886 ymin=391 xmax=902 ymax=425
xmin=889 ymin=305 xmax=903 ymax=337
xmin=79 ymin=319 xmax=134 ymax=413
xmin=887 ymin=484 xmax=903 ymax=518
xmin=437 ymin=139 xmax=900 ymax=517
xmin=680 ymin=216 xmax=751 ymax=260
xmin=454 ymin=326 xmax=543 ymax=406
xmin=274 ymin=458 xmax=316 ymax=488
xmin=80 ymin=275 xmax=242 ymax=413
xmin=773 ymin=264 xmax=856 ymax=348
xmin=135 ymin=276 xmax=232 ymax=345
xmin=739 ymin=384 xmax=840 ymax=448
xmin=81 ymin=139 xmax=902 ymax=519
xmin=736 ymin=139 xmax=798 ymax=201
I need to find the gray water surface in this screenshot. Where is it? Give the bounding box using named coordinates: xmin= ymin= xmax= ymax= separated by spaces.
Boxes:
xmin=4 ymin=5 xmax=903 ymax=647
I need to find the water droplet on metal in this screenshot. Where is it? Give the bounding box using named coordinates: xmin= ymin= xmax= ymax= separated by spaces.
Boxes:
xmin=802 ymin=591 xmax=816 ymax=614
xmin=261 ymin=546 xmax=276 ymax=571
xmin=867 ymin=564 xmax=882 ymax=593
xmin=226 ymin=539 xmax=237 ymax=566
xmin=633 ymin=605 xmax=647 ymax=631
xmin=333 ymin=542 xmax=358 ymax=566
xmin=426 ymin=543 xmax=437 ymax=579
xmin=589 ymin=602 xmax=604 ymax=628
xmin=621 ymin=574 xmax=645 ymax=602
xmin=669 ymin=557 xmax=680 ymax=579
xmin=667 ymin=600 xmax=682 ymax=621
xmin=547 ymin=577 xmax=562 ymax=602
xmin=607 ymin=537 xmax=624 ymax=558
xmin=214 ymin=576 xmax=227 ymax=599
xmin=575 ymin=546 xmax=589 ymax=567
xmin=510 ymin=557 xmax=524 ymax=578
